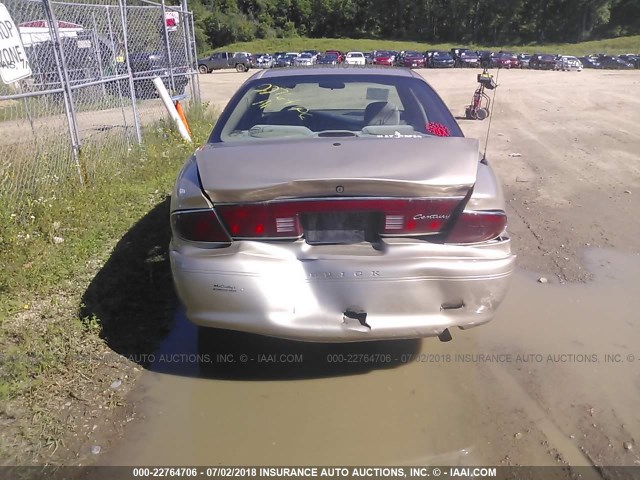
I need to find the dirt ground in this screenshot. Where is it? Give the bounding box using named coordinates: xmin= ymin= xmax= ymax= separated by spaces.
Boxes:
xmin=11 ymin=68 xmax=640 ymax=473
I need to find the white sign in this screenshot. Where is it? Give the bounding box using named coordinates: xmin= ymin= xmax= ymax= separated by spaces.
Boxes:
xmin=0 ymin=3 xmax=31 ymax=83
xmin=164 ymin=11 xmax=179 ymax=32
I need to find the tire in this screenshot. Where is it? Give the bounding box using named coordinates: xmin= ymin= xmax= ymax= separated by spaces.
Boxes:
xmin=198 ymin=64 xmax=209 ymax=74
xmin=476 ymin=108 xmax=489 ymax=120
xmin=235 ymin=63 xmax=247 ymax=73
xmin=466 ymin=106 xmax=478 ymax=120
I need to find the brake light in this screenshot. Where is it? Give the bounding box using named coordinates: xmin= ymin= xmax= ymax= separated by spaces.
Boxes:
xmin=173 ymin=200 xmax=469 ymax=243
xmin=172 ymin=210 xmax=231 ymax=242
xmin=446 ymin=211 xmax=507 ymax=244
xmin=215 ymin=198 xmax=460 ymax=239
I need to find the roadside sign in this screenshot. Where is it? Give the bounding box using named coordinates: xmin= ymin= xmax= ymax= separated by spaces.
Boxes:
xmin=0 ymin=2 xmax=32 ymax=84
xmin=164 ymin=11 xmax=179 ymax=32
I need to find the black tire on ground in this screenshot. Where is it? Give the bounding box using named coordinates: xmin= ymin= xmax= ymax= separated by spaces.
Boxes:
xmin=235 ymin=63 xmax=247 ymax=72
xmin=476 ymin=108 xmax=489 ymax=120
xmin=198 ymin=65 xmax=209 ymax=74
xmin=465 ymin=106 xmax=474 ymax=120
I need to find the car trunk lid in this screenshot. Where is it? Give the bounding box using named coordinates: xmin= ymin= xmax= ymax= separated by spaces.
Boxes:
xmin=196 ymin=136 xmax=480 ymax=203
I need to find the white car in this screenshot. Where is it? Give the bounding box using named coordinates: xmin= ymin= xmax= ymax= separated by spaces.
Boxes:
xmin=344 ymin=52 xmax=366 ymax=66
xmin=555 ymin=55 xmax=583 ymax=71
xmin=294 ymin=52 xmax=314 ymax=66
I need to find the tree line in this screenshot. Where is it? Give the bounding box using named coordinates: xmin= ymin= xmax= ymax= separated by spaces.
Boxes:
xmin=188 ymin=0 xmax=640 ymax=50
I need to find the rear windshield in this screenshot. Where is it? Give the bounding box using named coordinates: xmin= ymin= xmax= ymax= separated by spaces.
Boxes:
xmin=210 ymin=74 xmax=463 ymax=143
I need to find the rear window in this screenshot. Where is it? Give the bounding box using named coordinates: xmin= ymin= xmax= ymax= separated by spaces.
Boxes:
xmin=210 ymin=74 xmax=462 ymax=143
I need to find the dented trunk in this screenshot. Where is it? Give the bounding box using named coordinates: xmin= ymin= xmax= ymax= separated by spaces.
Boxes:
xmin=195 ymin=136 xmax=480 ymax=203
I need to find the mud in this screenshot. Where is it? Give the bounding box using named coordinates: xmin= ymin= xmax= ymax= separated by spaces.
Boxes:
xmin=97 ymin=248 xmax=638 ymax=470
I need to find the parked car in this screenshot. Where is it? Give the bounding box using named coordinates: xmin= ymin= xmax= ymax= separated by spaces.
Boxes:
xmin=596 ymin=55 xmax=634 ymax=69
xmin=198 ymin=51 xmax=251 ymax=73
xmin=397 ymin=51 xmax=425 ymax=68
xmin=619 ymin=54 xmax=640 ymax=68
xmin=493 ymin=52 xmax=519 ymax=69
xmin=578 ymin=56 xmax=601 ymax=69
xmin=325 ymin=50 xmax=344 ymax=63
xmin=170 ymin=66 xmax=515 ymax=344
xmin=476 ymin=50 xmax=495 ymax=68
xmin=454 ymin=50 xmax=480 ymax=68
xmin=555 ymin=55 xmax=583 ymax=71
xmin=294 ymin=52 xmax=315 ymax=66
xmin=127 ymin=51 xmax=189 ymax=99
xmin=302 ymin=50 xmax=320 ymax=62
xmin=317 ymin=53 xmax=339 ymax=65
xmin=517 ymin=53 xmax=531 ymax=68
xmin=364 ymin=52 xmax=374 ymax=64
xmin=344 ymin=51 xmax=366 ymax=66
xmin=425 ymin=50 xmax=455 ymax=68
xmin=254 ymin=53 xmax=273 ymax=69
xmin=275 ymin=52 xmax=299 ymax=68
xmin=529 ymin=53 xmax=557 ymax=70
xmin=373 ymin=51 xmax=394 ymax=66
xmin=451 ymin=47 xmax=477 ymax=67
xmin=27 ymin=30 xmax=113 ymax=89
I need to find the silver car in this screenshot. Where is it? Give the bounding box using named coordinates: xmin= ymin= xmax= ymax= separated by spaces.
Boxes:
xmin=555 ymin=55 xmax=583 ymax=71
xmin=170 ymin=67 xmax=515 ymax=342
xmin=294 ymin=52 xmax=314 ymax=66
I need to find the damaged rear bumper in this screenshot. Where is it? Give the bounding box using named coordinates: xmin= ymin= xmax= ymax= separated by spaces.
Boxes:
xmin=170 ymin=238 xmax=516 ymax=342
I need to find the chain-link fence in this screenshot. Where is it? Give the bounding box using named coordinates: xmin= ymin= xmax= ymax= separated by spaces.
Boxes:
xmin=0 ymin=0 xmax=200 ymax=214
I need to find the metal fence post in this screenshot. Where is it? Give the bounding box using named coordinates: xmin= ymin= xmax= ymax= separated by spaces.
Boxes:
xmin=42 ymin=0 xmax=84 ymax=185
xmin=106 ymin=4 xmax=131 ymax=149
xmin=91 ymin=12 xmax=107 ymax=98
xmin=178 ymin=6 xmax=191 ymax=97
xmin=118 ymin=0 xmax=142 ymax=144
xmin=187 ymin=7 xmax=201 ymax=103
xmin=160 ymin=0 xmax=176 ymax=93
xmin=179 ymin=0 xmax=198 ymax=104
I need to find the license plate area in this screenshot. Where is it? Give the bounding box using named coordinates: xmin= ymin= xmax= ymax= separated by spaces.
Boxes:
xmin=301 ymin=212 xmax=380 ymax=245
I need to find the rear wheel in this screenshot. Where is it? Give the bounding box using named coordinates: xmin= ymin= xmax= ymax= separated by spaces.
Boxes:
xmin=476 ymin=108 xmax=489 ymax=120
xmin=198 ymin=64 xmax=208 ymax=74
xmin=236 ymin=63 xmax=247 ymax=73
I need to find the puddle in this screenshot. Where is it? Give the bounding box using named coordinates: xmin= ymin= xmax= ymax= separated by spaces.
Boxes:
xmin=99 ymin=248 xmax=638 ymax=467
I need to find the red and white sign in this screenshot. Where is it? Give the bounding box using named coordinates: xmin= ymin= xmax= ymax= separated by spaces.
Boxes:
xmin=165 ymin=12 xmax=179 ymax=32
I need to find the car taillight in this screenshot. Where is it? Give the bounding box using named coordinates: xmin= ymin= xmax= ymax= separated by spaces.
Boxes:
xmin=214 ymin=198 xmax=461 ymax=239
xmin=445 ymin=210 xmax=507 ymax=244
xmin=173 ymin=200 xmax=469 ymax=243
xmin=172 ymin=210 xmax=231 ymax=243
xmin=216 ymin=203 xmax=300 ymax=239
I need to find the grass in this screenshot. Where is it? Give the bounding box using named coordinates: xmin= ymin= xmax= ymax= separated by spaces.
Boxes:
xmin=0 ymin=104 xmax=217 ymax=464
xmin=203 ymin=34 xmax=640 ymax=57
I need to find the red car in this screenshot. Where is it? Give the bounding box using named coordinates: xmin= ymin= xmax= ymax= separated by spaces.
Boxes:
xmin=398 ymin=51 xmax=425 ymax=68
xmin=325 ymin=50 xmax=344 ymax=63
xmin=493 ymin=52 xmax=519 ymax=69
xmin=373 ymin=51 xmax=395 ymax=66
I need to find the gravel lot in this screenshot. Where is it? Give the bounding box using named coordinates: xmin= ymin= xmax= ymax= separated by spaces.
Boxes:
xmin=95 ymin=68 xmax=640 ymax=472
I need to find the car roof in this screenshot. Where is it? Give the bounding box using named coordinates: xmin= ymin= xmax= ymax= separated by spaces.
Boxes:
xmin=253 ymin=66 xmax=419 ymax=80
